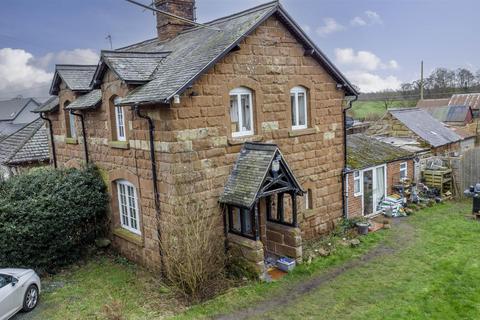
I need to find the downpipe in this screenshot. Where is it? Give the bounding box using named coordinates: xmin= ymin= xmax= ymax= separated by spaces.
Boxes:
xmin=70 ymin=110 xmax=89 ymax=164
xmin=342 ymin=95 xmax=358 ymax=220
xmin=39 ymin=112 xmax=57 ymax=168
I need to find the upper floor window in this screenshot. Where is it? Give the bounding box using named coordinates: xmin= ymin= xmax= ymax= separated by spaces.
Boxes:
xmin=400 ymin=162 xmax=408 ymax=179
xmin=290 ymin=86 xmax=308 ymax=130
xmin=64 ymin=101 xmax=76 ymax=138
xmin=113 ymin=96 xmax=126 ymax=141
xmin=230 ymin=87 xmax=253 ymax=137
xmin=116 ymin=180 xmax=141 ymax=235
xmin=305 ymin=189 xmax=313 ymax=210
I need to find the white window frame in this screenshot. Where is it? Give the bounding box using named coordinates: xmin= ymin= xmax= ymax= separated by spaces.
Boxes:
xmin=114 ymin=97 xmax=126 ymax=141
xmin=68 ymin=111 xmax=77 ymax=138
xmin=400 ymin=162 xmax=408 ymax=179
xmin=290 ymin=86 xmax=308 ymax=130
xmin=353 ymin=171 xmax=362 ymax=196
xmin=116 ymin=180 xmax=141 ymax=235
xmin=230 ymin=87 xmax=254 ymax=137
xmin=305 ymin=189 xmax=313 ymax=210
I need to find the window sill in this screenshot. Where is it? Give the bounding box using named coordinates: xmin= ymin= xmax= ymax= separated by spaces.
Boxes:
xmin=288 ymin=128 xmax=316 ymax=137
xmin=109 ymin=141 xmax=130 ymax=149
xmin=113 ymin=227 xmax=144 ymax=247
xmin=65 ymin=137 xmax=78 ymax=145
xmin=228 ymin=135 xmax=263 ymax=146
xmin=304 ymin=209 xmax=316 ymax=218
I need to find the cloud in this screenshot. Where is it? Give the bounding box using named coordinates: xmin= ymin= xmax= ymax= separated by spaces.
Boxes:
xmin=316 ymin=18 xmax=345 ymax=37
xmin=334 ymin=48 xmax=399 ymax=71
xmin=0 ymin=48 xmax=99 ymax=99
xmin=345 ymin=71 xmax=401 ymax=92
xmin=350 ymin=17 xmax=367 ymax=27
xmin=350 ymin=10 xmax=382 ymax=27
xmin=33 ymin=48 xmax=99 ymax=70
xmin=0 ymin=48 xmax=53 ymax=99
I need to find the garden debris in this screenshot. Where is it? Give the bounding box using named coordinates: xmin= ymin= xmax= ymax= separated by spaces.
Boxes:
xmin=350 ymin=239 xmax=361 ymax=247
xmin=266 ymin=267 xmax=287 ymax=281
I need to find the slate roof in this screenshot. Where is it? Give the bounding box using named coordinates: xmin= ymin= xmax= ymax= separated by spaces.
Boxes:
xmin=219 ymin=142 xmax=303 ymax=208
xmin=390 ymin=108 xmax=462 ymax=147
xmin=416 ymin=98 xmax=450 ymax=109
xmin=50 ymin=65 xmax=97 ymax=95
xmin=423 ymin=105 xmax=472 ymax=123
xmin=65 ymin=90 xmax=102 ymax=110
xmin=347 ymin=134 xmax=413 ymax=170
xmin=0 ymin=122 xmax=24 ymax=141
xmin=0 ymin=118 xmax=49 ymax=165
xmin=32 ymin=96 xmax=59 ymax=113
xmin=91 ymin=51 xmax=170 ymax=84
xmin=0 ymin=97 xmax=39 ymax=121
xmin=449 ymin=93 xmax=480 ymax=110
xmin=117 ymin=1 xmax=357 ymax=105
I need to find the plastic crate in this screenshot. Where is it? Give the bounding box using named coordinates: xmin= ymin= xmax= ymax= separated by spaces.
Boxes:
xmin=276 ymin=257 xmax=296 ymax=272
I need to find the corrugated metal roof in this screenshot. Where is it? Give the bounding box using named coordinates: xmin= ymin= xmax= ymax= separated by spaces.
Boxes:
xmin=65 ymin=90 xmax=102 ymax=110
xmin=416 ymin=98 xmax=450 ymax=108
xmin=449 ymin=93 xmax=480 ymax=110
xmin=347 ymin=134 xmax=413 ymax=170
xmin=390 ymin=108 xmax=462 ymax=147
xmin=0 ymin=118 xmax=49 ymax=165
xmin=0 ymin=97 xmax=39 ymax=121
xmin=423 ymin=105 xmax=471 ymax=123
xmin=32 ymin=96 xmax=59 ymax=113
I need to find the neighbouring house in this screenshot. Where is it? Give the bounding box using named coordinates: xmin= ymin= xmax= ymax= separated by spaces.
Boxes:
xmin=0 ymin=118 xmax=50 ymax=181
xmin=422 ymin=105 xmax=473 ymax=126
xmin=449 ymin=126 xmax=476 ymax=152
xmin=36 ymin=0 xmax=359 ymax=272
xmin=345 ymin=134 xmax=414 ymax=217
xmin=416 ymin=98 xmax=450 ymax=109
xmin=0 ymin=97 xmax=40 ymax=140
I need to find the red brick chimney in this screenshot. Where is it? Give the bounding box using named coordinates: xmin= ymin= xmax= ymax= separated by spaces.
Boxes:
xmin=154 ymin=0 xmax=196 ymax=42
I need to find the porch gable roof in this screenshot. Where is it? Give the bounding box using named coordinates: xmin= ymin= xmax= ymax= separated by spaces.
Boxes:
xmin=219 ymin=142 xmax=304 ymax=209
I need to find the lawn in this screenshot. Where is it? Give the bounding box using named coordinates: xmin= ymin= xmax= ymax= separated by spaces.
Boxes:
xmin=15 ymin=200 xmax=479 ymax=320
xmin=350 ymin=100 xmax=416 ymax=120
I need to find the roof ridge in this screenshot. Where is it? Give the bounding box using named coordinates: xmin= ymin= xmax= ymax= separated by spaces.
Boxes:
xmin=115 ymin=37 xmax=158 ymax=51
xmin=56 ymin=64 xmax=98 ymax=69
xmin=102 ymin=50 xmax=171 ymax=55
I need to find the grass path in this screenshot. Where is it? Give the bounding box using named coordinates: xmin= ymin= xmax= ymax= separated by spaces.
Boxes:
xmin=213 ymin=219 xmax=414 ymax=320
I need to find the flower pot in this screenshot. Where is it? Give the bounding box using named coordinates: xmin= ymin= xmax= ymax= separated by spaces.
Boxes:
xmin=356 ymin=222 xmax=369 ymax=235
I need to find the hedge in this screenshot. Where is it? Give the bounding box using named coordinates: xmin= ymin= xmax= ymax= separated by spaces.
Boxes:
xmin=0 ymin=166 xmax=108 ymax=271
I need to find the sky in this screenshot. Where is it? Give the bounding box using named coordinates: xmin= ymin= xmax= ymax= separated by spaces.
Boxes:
xmin=0 ymin=0 xmax=478 ymax=100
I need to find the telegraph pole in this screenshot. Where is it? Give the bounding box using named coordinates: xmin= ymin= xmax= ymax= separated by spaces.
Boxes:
xmin=420 ymin=60 xmax=424 ymax=100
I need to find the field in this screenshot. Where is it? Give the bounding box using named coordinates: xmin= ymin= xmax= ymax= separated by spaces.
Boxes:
xmin=15 ymin=200 xmax=480 ymax=320
xmin=350 ymin=100 xmax=416 ymax=120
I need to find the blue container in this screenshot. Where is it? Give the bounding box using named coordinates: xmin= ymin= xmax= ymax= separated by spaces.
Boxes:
xmin=276 ymin=257 xmax=296 ymax=272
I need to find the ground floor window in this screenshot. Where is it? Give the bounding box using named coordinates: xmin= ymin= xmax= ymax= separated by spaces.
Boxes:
xmin=353 ymin=171 xmax=361 ymax=196
xmin=116 ymin=180 xmax=141 ymax=235
xmin=228 ymin=206 xmax=255 ymax=239
xmin=400 ymin=162 xmax=408 ymax=179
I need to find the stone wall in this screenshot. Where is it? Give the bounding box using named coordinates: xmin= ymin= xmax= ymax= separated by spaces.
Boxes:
xmin=265 ymin=222 xmax=302 ymax=263
xmin=47 ymin=15 xmax=348 ymax=270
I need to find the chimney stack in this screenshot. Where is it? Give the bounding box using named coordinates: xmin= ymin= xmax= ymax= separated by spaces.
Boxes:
xmin=154 ymin=0 xmax=196 ymax=42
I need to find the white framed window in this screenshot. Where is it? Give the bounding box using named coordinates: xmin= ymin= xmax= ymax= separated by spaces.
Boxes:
xmin=230 ymin=87 xmax=254 ymax=137
xmin=353 ymin=171 xmax=362 ymax=196
xmin=114 ymin=97 xmax=126 ymax=141
xmin=68 ymin=111 xmax=77 ymax=138
xmin=400 ymin=162 xmax=408 ymax=179
xmin=305 ymin=189 xmax=313 ymax=210
xmin=290 ymin=86 xmax=308 ymax=130
xmin=116 ymin=180 xmax=141 ymax=235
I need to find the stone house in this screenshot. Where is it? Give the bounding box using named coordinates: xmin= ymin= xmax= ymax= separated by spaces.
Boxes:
xmin=345 ymin=134 xmax=413 ymax=217
xmin=37 ymin=0 xmax=358 ymax=271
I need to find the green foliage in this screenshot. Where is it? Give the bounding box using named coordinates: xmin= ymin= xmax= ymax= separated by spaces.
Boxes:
xmin=226 ymin=255 xmax=259 ymax=281
xmin=0 ymin=166 xmax=108 ymax=271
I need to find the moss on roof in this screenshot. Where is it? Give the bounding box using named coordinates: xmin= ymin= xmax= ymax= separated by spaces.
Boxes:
xmin=347 ymin=134 xmax=413 ymax=170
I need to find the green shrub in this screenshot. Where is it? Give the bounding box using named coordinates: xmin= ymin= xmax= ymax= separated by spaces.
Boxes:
xmin=0 ymin=166 xmax=108 ymax=271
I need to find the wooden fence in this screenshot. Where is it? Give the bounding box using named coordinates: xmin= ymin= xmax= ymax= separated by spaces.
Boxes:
xmin=450 ymin=148 xmax=480 ymax=197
